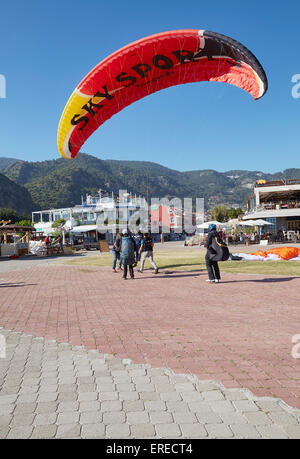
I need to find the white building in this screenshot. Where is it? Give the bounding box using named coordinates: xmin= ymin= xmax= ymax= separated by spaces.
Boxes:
xmin=32 ymin=190 xmax=148 ymax=239
xmin=243 ymin=179 xmax=300 ymax=236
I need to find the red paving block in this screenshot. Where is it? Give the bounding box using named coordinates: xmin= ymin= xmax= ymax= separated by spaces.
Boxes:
xmin=0 ymin=265 xmax=300 ymax=408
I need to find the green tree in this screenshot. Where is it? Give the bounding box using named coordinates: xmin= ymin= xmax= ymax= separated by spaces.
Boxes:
xmin=51 ymin=218 xmax=66 ymax=229
xmin=15 ymin=219 xmax=32 ymax=227
xmin=0 ymin=208 xmax=19 ymax=224
xmin=210 ymin=205 xmax=229 ymax=223
xmin=227 ymin=207 xmax=244 ymax=219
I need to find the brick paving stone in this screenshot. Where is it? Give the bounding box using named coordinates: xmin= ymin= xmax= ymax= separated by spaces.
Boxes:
xmin=220 ymin=413 xmax=248 ymax=425
xmin=254 ymin=400 xmax=285 ymax=412
xmin=188 ymin=401 xmax=213 ymax=413
xmin=160 ymin=392 xmax=182 ymax=402
xmin=268 ymin=411 xmax=299 ymax=425
xmin=34 ymin=413 xmax=57 ymax=426
xmin=282 ymin=425 xmax=300 ymax=439
xmin=116 ymin=383 xmax=135 ymax=392
xmin=127 ymin=411 xmax=150 ymax=424
xmin=131 ymin=424 xmax=155 ymax=438
xmin=57 ymin=412 xmax=79 ymax=425
xmin=205 ymin=423 xmax=234 ymax=438
xmin=10 ymin=413 xmax=35 ymax=428
xmin=149 ymin=411 xmax=173 ymax=424
xmin=16 ymin=394 xmax=38 ymax=404
xmin=0 ymin=395 xmax=18 ymax=405
xmin=230 ymin=424 xmax=261 ymax=439
xmin=123 ymin=400 xmax=144 ymax=412
xmin=78 ymin=384 xmax=96 ymax=393
xmin=79 ymin=411 xmax=103 ymax=424
xmin=119 ymin=392 xmax=139 ymax=401
xmin=97 ymin=384 xmax=116 ymax=392
xmin=81 ymin=423 xmax=105 ymax=438
xmin=0 ymin=427 xmax=10 ymax=439
xmin=196 ymin=412 xmax=222 ymax=424
xmin=233 ymin=400 xmax=259 ymax=412
xmin=256 ymin=425 xmax=288 ymax=439
xmin=14 ymin=402 xmax=37 ymax=415
xmin=31 ymin=425 xmax=57 ymax=439
xmin=35 ymin=402 xmax=57 ymax=414
xmin=103 ymin=412 xmax=126 ymax=424
xmin=244 ymin=411 xmax=272 ymax=426
xmin=7 ymin=426 xmax=33 ymax=439
xmin=57 ymin=392 xmax=77 ymax=402
xmin=135 ymin=383 xmax=155 ymax=393
xmin=202 ymin=390 xmax=225 ymax=401
xmin=101 ymin=401 xmax=122 ymax=412
xmin=57 ymin=401 xmax=79 ymax=412
xmin=180 ymin=423 xmax=207 ymax=438
xmin=180 ymin=392 xmax=202 ymax=402
xmin=98 ymin=392 xmax=119 ymax=401
xmin=78 ymin=392 xmax=98 ymax=402
xmin=155 ymin=423 xmax=182 ymax=438
xmin=0 ymin=414 xmax=12 ymax=426
xmin=139 ymin=392 xmax=161 ymax=401
xmin=79 ymin=401 xmax=101 ymax=412
xmin=144 ymin=401 xmax=166 ymax=412
xmin=166 ymin=401 xmax=189 ymax=412
xmin=173 ymin=412 xmax=197 ymax=424
xmin=209 ymin=400 xmax=235 ymax=413
xmin=56 ymin=424 xmax=81 ymax=439
xmin=37 ymin=393 xmax=58 ymax=403
xmin=106 ymin=423 xmax=130 ymax=438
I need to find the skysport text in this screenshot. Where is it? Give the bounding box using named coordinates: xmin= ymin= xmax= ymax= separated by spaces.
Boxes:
xmin=106 ymin=443 xmax=194 ymax=456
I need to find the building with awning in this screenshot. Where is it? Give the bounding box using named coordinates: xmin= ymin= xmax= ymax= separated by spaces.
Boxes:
xmin=243 ymin=179 xmax=300 ymax=238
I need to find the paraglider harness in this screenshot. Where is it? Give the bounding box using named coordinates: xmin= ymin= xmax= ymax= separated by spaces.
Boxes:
xmin=209 ymin=235 xmax=230 ymax=262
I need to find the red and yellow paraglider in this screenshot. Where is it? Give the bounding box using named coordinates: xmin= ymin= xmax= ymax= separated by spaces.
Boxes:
xmin=57 ymin=29 xmax=268 ymax=159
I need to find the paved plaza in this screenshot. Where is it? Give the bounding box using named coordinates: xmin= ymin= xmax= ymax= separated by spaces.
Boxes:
xmin=0 ymin=253 xmax=300 ymax=438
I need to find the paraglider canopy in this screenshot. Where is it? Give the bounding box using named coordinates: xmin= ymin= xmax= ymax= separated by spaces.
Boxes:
xmin=57 ymin=29 xmax=268 ymax=159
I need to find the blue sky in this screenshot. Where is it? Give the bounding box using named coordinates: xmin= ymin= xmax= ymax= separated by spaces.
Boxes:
xmin=0 ymin=0 xmax=299 ymax=173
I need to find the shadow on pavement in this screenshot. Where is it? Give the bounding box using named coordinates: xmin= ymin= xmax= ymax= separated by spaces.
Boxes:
xmin=0 ymin=282 xmax=37 ymax=288
xmin=220 ymin=277 xmax=299 ymax=284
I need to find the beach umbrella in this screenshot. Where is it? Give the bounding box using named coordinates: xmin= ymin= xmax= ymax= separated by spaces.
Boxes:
xmin=254 ymin=219 xmax=274 ymax=226
xmin=197 ymin=221 xmax=222 ymax=229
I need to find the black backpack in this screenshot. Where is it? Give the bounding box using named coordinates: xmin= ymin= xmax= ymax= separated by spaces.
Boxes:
xmin=209 ymin=236 xmax=230 ymax=262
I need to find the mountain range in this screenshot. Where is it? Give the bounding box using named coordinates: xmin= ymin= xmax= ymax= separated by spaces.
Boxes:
xmin=0 ymin=153 xmax=300 ymax=213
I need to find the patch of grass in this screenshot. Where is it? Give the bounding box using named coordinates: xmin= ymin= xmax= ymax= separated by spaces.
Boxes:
xmin=62 ymin=249 xmax=300 ymax=277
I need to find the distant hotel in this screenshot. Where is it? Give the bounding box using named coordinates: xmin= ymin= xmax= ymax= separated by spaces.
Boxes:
xmin=243 ymin=178 xmax=300 ymax=237
xmin=32 ymin=190 xmax=200 ymax=240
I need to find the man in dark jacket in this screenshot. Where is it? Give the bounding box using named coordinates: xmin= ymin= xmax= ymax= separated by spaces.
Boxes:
xmin=138 ymin=232 xmax=159 ymax=274
xmin=204 ymin=224 xmax=221 ymax=283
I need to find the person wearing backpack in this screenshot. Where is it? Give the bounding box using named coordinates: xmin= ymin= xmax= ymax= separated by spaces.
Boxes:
xmin=203 ymin=223 xmax=226 ymax=283
xmin=112 ymin=233 xmax=122 ymax=272
xmin=120 ymin=229 xmax=136 ymax=279
xmin=138 ymin=232 xmax=159 ymax=274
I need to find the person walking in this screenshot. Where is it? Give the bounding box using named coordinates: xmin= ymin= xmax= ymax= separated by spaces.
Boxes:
xmin=112 ymin=233 xmax=122 ymax=272
xmin=138 ymin=232 xmax=159 ymax=274
xmin=134 ymin=231 xmax=143 ymax=265
xmin=204 ymin=223 xmax=221 ymax=283
xmin=120 ymin=229 xmax=136 ymax=279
